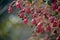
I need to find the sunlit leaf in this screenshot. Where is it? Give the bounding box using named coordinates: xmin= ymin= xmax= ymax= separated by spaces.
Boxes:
xmin=36 ymin=0 xmax=43 ymax=8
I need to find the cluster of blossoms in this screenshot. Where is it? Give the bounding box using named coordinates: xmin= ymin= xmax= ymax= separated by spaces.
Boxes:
xmin=8 ymin=0 xmax=60 ymax=40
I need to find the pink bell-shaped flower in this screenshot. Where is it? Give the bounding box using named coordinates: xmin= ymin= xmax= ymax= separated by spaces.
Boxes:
xmin=23 ymin=18 xmax=28 ymax=24
xmin=8 ymin=6 xmax=12 ymax=13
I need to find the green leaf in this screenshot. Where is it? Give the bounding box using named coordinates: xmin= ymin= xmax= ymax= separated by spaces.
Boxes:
xmin=43 ymin=0 xmax=46 ymax=2
xmin=28 ymin=0 xmax=32 ymax=3
xmin=52 ymin=11 xmax=58 ymax=16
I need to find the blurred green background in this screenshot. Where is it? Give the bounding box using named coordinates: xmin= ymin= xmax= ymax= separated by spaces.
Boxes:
xmin=0 ymin=0 xmax=32 ymax=40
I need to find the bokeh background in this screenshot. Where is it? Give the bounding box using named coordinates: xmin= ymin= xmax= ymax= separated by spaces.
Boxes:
xmin=0 ymin=0 xmax=33 ymax=40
